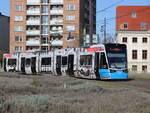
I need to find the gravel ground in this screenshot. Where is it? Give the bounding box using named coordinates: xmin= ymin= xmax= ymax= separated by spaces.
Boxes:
xmin=0 ymin=72 xmax=150 ymax=113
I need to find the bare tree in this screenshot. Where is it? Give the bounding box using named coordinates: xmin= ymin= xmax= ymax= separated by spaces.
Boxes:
xmin=101 ymin=33 xmax=116 ymax=44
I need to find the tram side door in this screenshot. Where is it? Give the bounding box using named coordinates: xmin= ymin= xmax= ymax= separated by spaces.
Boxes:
xmin=3 ymin=58 xmax=6 ymax=72
xmin=31 ymin=57 xmax=36 ymax=74
xmin=100 ymin=52 xmax=109 ymax=79
xmin=56 ymin=56 xmax=61 ymax=75
xmin=21 ymin=57 xmax=25 ymax=73
xmin=94 ymin=52 xmax=100 ymax=79
xmin=68 ymin=55 xmax=74 ymax=76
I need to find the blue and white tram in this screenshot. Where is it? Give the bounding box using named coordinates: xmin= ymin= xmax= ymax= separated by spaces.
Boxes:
xmin=3 ymin=43 xmax=128 ymax=80
xmin=78 ymin=43 xmax=128 ymax=80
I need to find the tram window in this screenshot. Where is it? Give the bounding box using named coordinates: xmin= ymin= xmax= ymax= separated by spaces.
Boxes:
xmin=80 ymin=55 xmax=92 ymax=66
xmin=62 ymin=57 xmax=68 ymax=66
xmin=41 ymin=57 xmax=51 ymax=66
xmin=8 ymin=59 xmax=16 ymax=66
xmin=26 ymin=58 xmax=31 ymax=66
xmin=100 ymin=53 xmax=108 ymax=69
xmin=87 ymin=55 xmax=92 ymax=65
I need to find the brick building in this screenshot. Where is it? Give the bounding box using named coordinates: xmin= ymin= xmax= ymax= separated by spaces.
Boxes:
xmin=116 ymin=6 xmax=150 ymax=31
xmin=116 ymin=6 xmax=150 ymax=73
xmin=10 ymin=0 xmax=96 ymax=53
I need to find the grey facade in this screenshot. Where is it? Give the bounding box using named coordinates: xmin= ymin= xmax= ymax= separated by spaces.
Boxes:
xmin=0 ymin=13 xmax=9 ymax=53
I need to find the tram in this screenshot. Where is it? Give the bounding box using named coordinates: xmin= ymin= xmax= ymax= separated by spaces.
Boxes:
xmin=3 ymin=43 xmax=128 ymax=80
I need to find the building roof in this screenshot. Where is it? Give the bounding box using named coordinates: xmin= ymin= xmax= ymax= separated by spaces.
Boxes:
xmin=0 ymin=12 xmax=9 ymax=18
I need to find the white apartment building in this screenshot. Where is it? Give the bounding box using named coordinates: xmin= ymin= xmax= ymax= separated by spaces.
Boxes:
xmin=116 ymin=31 xmax=150 ymax=73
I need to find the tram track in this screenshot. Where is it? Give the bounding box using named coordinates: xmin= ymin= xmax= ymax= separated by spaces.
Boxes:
xmin=86 ymin=78 xmax=150 ymax=93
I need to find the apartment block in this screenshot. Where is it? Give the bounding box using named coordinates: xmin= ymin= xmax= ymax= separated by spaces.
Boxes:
xmin=116 ymin=6 xmax=150 ymax=73
xmin=10 ymin=0 xmax=96 ymax=53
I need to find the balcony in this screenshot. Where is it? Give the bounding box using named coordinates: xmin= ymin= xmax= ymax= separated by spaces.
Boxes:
xmin=50 ymin=20 xmax=63 ymax=25
xmin=26 ymin=40 xmax=40 ymax=46
xmin=27 ymin=9 xmax=40 ymax=15
xmin=26 ymin=30 xmax=40 ymax=35
xmin=50 ymin=10 xmax=63 ymax=15
xmin=26 ymin=20 xmax=40 ymax=25
xmin=51 ymin=39 xmax=63 ymax=46
xmin=27 ymin=0 xmax=40 ymax=5
xmin=50 ymin=30 xmax=63 ymax=36
xmin=51 ymin=0 xmax=63 ymax=5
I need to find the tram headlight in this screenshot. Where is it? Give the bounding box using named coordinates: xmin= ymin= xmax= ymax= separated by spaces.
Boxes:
xmin=110 ymin=70 xmax=116 ymax=73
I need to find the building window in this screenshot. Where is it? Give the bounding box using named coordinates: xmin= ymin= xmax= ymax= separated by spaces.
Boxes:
xmin=140 ymin=23 xmax=148 ymax=30
xmin=123 ymin=23 xmax=128 ymax=29
xmin=132 ymin=50 xmax=137 ymax=59
xmin=15 ymin=46 xmax=22 ymax=52
xmin=142 ymin=65 xmax=147 ymax=72
xmin=67 ymin=4 xmax=76 ymax=10
xmin=142 ymin=37 xmax=147 ymax=43
xmin=66 ymin=15 xmax=75 ymax=21
xmin=132 ymin=37 xmax=137 ymax=43
xmin=15 ymin=5 xmax=23 ymax=11
xmin=41 ymin=26 xmax=49 ymax=34
xmin=41 ymin=16 xmax=49 ymax=24
xmin=41 ymin=6 xmax=48 ymax=14
xmin=131 ymin=12 xmax=137 ymax=18
xmin=14 ymin=16 xmax=23 ymax=21
xmin=84 ymin=13 xmax=88 ymax=19
xmin=41 ymin=36 xmax=48 ymax=44
xmin=142 ymin=50 xmax=147 ymax=60
xmin=132 ymin=65 xmax=137 ymax=72
xmin=66 ymin=26 xmax=75 ymax=31
xmin=41 ymin=0 xmax=49 ymax=4
xmin=14 ymin=26 xmax=23 ymax=32
xmin=15 ymin=36 xmax=23 ymax=42
xmin=122 ymin=37 xmax=127 ymax=43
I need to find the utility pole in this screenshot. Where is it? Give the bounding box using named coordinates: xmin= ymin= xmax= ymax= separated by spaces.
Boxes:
xmin=104 ymin=18 xmax=107 ymax=44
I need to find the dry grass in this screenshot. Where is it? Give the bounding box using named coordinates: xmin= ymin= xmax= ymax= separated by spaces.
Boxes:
xmin=0 ymin=72 xmax=150 ymax=113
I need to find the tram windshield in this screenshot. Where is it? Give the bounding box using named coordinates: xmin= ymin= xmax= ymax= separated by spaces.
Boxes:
xmin=105 ymin=44 xmax=127 ymax=69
